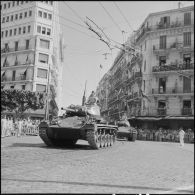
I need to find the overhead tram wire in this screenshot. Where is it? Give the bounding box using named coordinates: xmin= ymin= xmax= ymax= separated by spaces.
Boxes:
xmin=62 ymin=1 xmax=85 ymax=23
xmin=98 ymin=1 xmax=122 ymax=33
xmin=113 ymin=1 xmax=134 ymax=32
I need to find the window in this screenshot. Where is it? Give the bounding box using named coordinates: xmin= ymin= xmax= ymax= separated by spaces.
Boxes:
xmin=37 ymin=25 xmax=41 ymax=33
xmin=14 ymin=28 xmax=17 ymax=35
xmin=47 ymin=28 xmax=51 ymax=35
xmin=29 ymin=10 xmax=32 ymax=17
xmin=28 ymin=25 xmax=31 ymax=33
xmin=15 ymin=14 xmax=18 ymax=20
xmin=158 ymin=100 xmax=166 ymax=109
xmin=24 ymin=12 xmax=27 ymax=18
xmin=145 ymin=40 xmax=147 ymax=50
xmin=159 ymin=78 xmax=166 ymax=93
xmin=21 ymin=85 xmax=26 ymax=90
xmin=18 ymin=27 xmax=21 ymax=34
xmin=144 ymin=60 xmax=146 ymax=71
xmin=43 ymin=12 xmax=47 ymax=19
xmin=8 ymin=2 xmax=10 ymax=8
xmin=48 ymin=13 xmax=52 ymax=20
xmin=40 ymin=39 xmax=50 ymax=49
xmin=5 ymin=30 xmax=8 ymax=37
xmin=17 ymin=1 xmax=19 ymax=5
xmin=183 ymin=77 xmax=191 ymax=93
xmin=50 ymin=1 xmax=53 ymax=5
xmin=25 ymin=39 xmax=30 ymax=49
xmin=23 ymin=26 xmax=26 ymax=34
xmin=10 ymin=85 xmax=15 ymax=89
xmin=38 ymin=10 xmax=42 ymax=17
xmin=184 ymin=12 xmax=191 ymax=26
xmin=36 ymin=84 xmax=46 ymax=92
xmin=159 ymin=56 xmax=166 ymax=66
xmin=183 ymin=100 xmax=191 ymax=108
xmin=42 ymin=27 xmax=46 ymax=34
xmin=12 ymin=70 xmax=16 ymax=81
xmin=4 ymin=3 xmax=6 ymax=9
xmin=183 ymin=32 xmax=191 ymax=46
xmin=6 ymin=16 xmax=9 ymax=22
xmin=38 ymin=53 xmax=49 ymax=63
xmin=37 ymin=68 xmax=48 ymax=78
xmin=160 ymin=35 xmax=166 ymax=49
xmin=1 ymin=31 xmax=4 ymax=38
xmin=19 ymin=13 xmax=23 ymax=19
xmin=160 ymin=16 xmax=170 ymax=27
xmin=9 ymin=29 xmax=12 ymax=36
xmin=15 ymin=41 xmax=19 ymax=51
xmin=12 ymin=1 xmax=15 ymax=7
xmin=21 ymin=1 xmax=24 ymax=5
xmin=183 ymin=54 xmax=191 ymax=68
xmin=143 ymin=80 xmax=145 ymax=92
xmin=11 ymin=15 xmax=14 ymax=21
xmin=2 ymin=17 xmax=5 ymax=23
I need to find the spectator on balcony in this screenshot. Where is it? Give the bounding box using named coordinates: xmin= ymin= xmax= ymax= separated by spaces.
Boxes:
xmin=179 ymin=127 xmax=185 ymax=147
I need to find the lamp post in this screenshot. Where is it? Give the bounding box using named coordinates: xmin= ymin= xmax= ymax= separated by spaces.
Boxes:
xmin=45 ymin=64 xmax=51 ymax=120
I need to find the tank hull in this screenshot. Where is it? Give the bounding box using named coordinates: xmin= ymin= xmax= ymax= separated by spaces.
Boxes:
xmin=39 ymin=121 xmax=118 ymax=149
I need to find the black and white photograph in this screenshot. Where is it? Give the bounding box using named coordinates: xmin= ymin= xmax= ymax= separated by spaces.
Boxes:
xmin=1 ymin=1 xmax=194 ymax=194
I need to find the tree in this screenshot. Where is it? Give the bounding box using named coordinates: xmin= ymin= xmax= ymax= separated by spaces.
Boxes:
xmin=1 ymin=89 xmax=45 ymax=118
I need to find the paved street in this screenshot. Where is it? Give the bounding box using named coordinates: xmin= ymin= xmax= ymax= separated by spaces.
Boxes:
xmin=1 ymin=136 xmax=194 ymax=194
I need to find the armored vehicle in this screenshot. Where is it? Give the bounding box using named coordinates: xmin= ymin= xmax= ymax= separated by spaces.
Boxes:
xmin=39 ymin=99 xmax=118 ymax=149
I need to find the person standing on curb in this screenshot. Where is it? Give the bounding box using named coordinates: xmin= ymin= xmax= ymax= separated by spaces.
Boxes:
xmin=179 ymin=127 xmax=185 ymax=147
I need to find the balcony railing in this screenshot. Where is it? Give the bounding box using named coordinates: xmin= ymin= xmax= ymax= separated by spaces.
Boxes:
xmin=2 ymin=61 xmax=34 ymax=68
xmin=1 ymin=76 xmax=32 ymax=82
xmin=182 ymin=108 xmax=192 ymax=115
xmin=152 ymin=87 xmax=193 ymax=95
xmin=152 ymin=63 xmax=194 ymax=72
xmin=135 ymin=20 xmax=194 ymax=43
xmin=157 ymin=108 xmax=166 ymax=116
xmin=1 ymin=46 xmax=35 ymax=54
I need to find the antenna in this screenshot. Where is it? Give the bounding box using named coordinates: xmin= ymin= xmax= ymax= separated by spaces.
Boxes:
xmin=82 ymin=80 xmax=87 ymax=106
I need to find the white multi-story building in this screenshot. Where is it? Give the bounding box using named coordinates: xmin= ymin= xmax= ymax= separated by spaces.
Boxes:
xmin=1 ymin=1 xmax=64 ymax=119
xmin=96 ymin=5 xmax=194 ymax=130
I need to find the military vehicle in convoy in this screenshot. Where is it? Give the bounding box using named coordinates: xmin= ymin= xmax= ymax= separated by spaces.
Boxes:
xmin=39 ymin=93 xmax=118 ymax=149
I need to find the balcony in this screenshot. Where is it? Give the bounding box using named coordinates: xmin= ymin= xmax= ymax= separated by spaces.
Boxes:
xmin=152 ymin=63 xmax=194 ymax=73
xmin=152 ymin=87 xmax=194 ymax=95
xmin=1 ymin=46 xmax=35 ymax=55
xmin=157 ymin=108 xmax=166 ymax=116
xmin=1 ymin=76 xmax=32 ymax=83
xmin=182 ymin=108 xmax=192 ymax=115
xmin=135 ymin=20 xmax=194 ymax=43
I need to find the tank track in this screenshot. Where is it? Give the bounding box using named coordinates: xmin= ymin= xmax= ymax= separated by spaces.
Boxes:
xmin=39 ymin=123 xmax=54 ymax=147
xmin=86 ymin=124 xmax=117 ymax=149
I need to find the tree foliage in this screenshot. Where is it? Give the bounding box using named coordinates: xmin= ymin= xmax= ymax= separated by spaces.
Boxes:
xmin=1 ymin=89 xmax=46 ymax=118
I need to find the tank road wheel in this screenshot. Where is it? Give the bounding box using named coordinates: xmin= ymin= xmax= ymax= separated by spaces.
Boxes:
xmin=39 ymin=126 xmax=54 ymax=147
xmin=86 ymin=130 xmax=101 ymax=149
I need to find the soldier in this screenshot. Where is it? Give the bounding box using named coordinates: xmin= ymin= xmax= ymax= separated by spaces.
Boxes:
xmin=87 ymin=91 xmax=97 ymax=105
xmin=179 ymin=127 xmax=185 ymax=147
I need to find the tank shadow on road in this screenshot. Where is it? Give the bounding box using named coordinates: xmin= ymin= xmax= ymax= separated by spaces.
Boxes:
xmin=2 ymin=177 xmax=189 ymax=193
xmin=9 ymin=143 xmax=92 ymax=150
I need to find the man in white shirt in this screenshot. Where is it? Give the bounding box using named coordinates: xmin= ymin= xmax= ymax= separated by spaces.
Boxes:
xmin=179 ymin=127 xmax=185 ymax=147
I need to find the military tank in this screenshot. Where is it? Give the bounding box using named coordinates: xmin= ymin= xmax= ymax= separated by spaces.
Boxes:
xmin=39 ymin=98 xmax=118 ymax=149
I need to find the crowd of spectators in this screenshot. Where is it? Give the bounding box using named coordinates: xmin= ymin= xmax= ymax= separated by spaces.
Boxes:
xmin=1 ymin=115 xmax=41 ymax=138
xmin=135 ymin=127 xmax=194 ymax=143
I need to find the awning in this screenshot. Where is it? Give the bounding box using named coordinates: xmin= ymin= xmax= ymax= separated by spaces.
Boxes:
xmin=128 ymin=116 xmax=194 ymax=121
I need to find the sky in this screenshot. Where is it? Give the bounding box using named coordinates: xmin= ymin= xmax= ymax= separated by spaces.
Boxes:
xmin=58 ymin=1 xmax=194 ymax=108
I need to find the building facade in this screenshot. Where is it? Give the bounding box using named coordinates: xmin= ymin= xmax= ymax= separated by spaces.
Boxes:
xmin=1 ymin=1 xmax=64 ymax=119
xmin=96 ymin=5 xmax=194 ymax=130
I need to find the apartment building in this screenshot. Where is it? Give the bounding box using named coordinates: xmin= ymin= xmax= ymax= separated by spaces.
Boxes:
xmin=1 ymin=1 xmax=64 ymax=119
xmin=96 ymin=5 xmax=194 ymax=130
